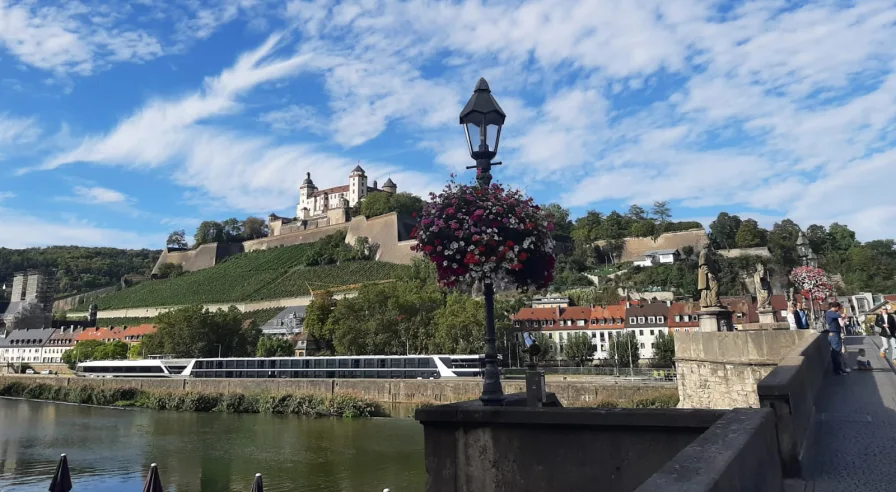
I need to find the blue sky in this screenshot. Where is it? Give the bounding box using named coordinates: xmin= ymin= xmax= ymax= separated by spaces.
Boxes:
xmin=1 ymin=0 xmax=896 ymax=249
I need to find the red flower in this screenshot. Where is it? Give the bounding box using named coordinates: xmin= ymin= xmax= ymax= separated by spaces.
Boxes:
xmin=506 ymin=240 xmax=515 ymax=247
xmin=519 ymin=252 xmax=528 ymax=261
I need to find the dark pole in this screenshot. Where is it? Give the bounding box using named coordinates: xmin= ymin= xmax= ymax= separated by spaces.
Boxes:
xmin=480 ymin=282 xmax=504 ymax=405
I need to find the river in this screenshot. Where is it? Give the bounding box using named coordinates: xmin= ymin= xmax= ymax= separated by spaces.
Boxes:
xmin=0 ymin=398 xmax=425 ymax=491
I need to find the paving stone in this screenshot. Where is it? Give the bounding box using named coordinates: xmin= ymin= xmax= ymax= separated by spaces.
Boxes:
xmin=804 ymin=336 xmax=896 ymax=492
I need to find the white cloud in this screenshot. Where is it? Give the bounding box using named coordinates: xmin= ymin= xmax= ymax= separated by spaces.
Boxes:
xmin=0 ymin=191 xmax=15 ymax=202
xmin=258 ymin=104 xmax=326 ymax=135
xmin=0 ymin=207 xmax=164 ymax=249
xmin=0 ymin=113 xmax=38 ymax=145
xmin=71 ymin=185 xmax=130 ymax=204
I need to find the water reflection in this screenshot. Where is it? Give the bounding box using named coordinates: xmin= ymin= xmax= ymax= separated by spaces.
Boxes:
xmin=0 ymin=399 xmax=425 ymax=492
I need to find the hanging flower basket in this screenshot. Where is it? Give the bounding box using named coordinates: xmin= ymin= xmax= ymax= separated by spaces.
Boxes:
xmin=789 ymin=266 xmax=833 ymax=301
xmin=412 ymin=178 xmax=556 ymax=290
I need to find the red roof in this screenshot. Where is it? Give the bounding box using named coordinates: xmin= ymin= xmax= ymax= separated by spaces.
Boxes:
xmin=559 ymin=306 xmax=591 ymax=320
xmin=75 ymin=324 xmax=156 ymax=344
xmin=312 ymin=185 xmax=350 ymax=196
xmin=668 ymin=302 xmax=700 ymax=327
xmin=514 ymin=307 xmax=559 ymax=321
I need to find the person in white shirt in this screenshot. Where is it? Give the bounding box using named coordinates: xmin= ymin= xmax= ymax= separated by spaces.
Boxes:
xmin=875 ymin=305 xmax=896 ymax=361
xmin=786 ymin=303 xmax=800 ymax=330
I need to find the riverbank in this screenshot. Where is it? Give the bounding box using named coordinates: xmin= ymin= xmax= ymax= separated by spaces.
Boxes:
xmin=0 ymin=381 xmax=377 ymax=418
xmin=0 ymin=374 xmax=678 ymax=405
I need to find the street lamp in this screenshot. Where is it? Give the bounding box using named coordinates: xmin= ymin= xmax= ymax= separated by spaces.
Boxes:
xmin=460 ymin=77 xmax=506 ymax=405
xmin=460 ymin=78 xmax=506 ymax=189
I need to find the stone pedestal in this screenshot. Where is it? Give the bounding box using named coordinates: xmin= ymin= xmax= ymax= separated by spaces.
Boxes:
xmin=758 ymin=309 xmax=776 ymax=324
xmin=525 ymin=365 xmax=547 ymax=407
xmin=698 ymin=307 xmax=734 ymax=332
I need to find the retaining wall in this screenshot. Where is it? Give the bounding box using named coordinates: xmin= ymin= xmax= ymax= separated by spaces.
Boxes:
xmin=674 ymin=330 xmax=816 ymax=408
xmin=0 ymin=375 xmax=675 ymax=405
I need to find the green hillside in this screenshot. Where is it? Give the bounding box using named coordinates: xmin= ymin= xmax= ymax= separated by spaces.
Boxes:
xmin=94 ymin=238 xmax=411 ymax=310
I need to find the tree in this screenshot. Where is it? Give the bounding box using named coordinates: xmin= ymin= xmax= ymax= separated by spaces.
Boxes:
xmin=150 ymin=305 xmax=256 ymax=358
xmin=735 ymin=219 xmax=767 ymax=248
xmin=155 ymin=262 xmax=183 ymax=279
xmin=652 ymin=331 xmax=675 ymax=367
xmin=389 ymin=192 xmax=425 ymax=218
xmin=166 ymin=230 xmax=188 ymax=249
xmin=709 ymin=212 xmax=742 ymax=250
xmin=93 ymin=340 xmax=129 ymax=361
xmin=221 ymin=218 xmax=243 ymax=242
xmin=626 ymin=204 xmax=648 ymax=220
xmin=61 ymin=340 xmax=105 ymax=369
xmin=353 ymin=237 xmax=379 ymax=261
xmin=767 ymin=219 xmax=802 ymax=268
xmin=650 ymin=201 xmax=671 ymax=223
xmin=630 ymin=220 xmax=656 ymax=238
xmin=563 ymin=332 xmax=595 ymax=366
xmin=805 ymin=224 xmax=828 ymax=256
xmin=194 ymin=221 xmax=225 ymax=246
xmin=256 ymin=336 xmax=295 ymax=357
xmin=128 ymin=343 xmax=143 ymax=360
xmin=607 ymin=331 xmax=640 ymax=367
xmin=304 ymin=290 xmax=337 ymax=353
xmin=432 ymin=293 xmax=485 ymax=354
xmin=544 ymin=203 xmax=573 ymax=236
xmin=242 ymin=216 xmax=269 ymax=240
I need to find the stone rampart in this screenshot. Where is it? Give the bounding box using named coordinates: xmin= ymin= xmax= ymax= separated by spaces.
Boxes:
xmin=0 ymin=375 xmax=674 ymax=406
xmin=675 ymin=330 xmax=816 ymax=408
xmin=597 ymin=228 xmax=709 ymax=263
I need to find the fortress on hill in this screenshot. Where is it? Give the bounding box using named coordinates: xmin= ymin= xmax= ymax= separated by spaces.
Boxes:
xmin=151 ymin=166 xmax=416 ymax=277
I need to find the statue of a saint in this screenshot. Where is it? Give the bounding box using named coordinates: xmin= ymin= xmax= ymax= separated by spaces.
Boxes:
xmin=698 ymin=245 xmax=721 ymax=309
xmin=754 ymin=263 xmax=771 ymax=310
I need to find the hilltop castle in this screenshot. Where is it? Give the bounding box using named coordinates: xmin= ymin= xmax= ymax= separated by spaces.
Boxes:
xmin=269 ymin=165 xmax=396 ymax=237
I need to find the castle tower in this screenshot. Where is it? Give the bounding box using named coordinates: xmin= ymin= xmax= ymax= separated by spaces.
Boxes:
xmin=298 ymin=172 xmax=317 ymax=218
xmin=349 ymin=164 xmax=367 ymax=206
xmin=382 ymin=177 xmax=397 ymax=194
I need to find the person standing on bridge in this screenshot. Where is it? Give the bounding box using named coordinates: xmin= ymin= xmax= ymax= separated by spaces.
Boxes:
xmin=825 ymin=302 xmax=848 ymax=375
xmin=875 ymin=305 xmax=896 ymax=362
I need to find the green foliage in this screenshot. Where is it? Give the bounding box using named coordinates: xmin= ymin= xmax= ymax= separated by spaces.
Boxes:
xmin=166 ymin=230 xmax=188 ymax=249
xmin=95 ymin=233 xmax=410 ymax=309
xmin=155 ymin=262 xmax=183 ymax=279
xmin=330 ymin=281 xmax=443 ymax=355
xmin=304 ymin=290 xmax=337 ymax=353
xmin=564 ymin=285 xmax=621 ymax=307
xmin=147 ymin=305 xmax=260 ymax=358
xmin=128 ymin=343 xmax=143 ymax=360
xmin=709 ymin=212 xmax=742 ymax=250
xmin=432 ymin=293 xmax=485 ymax=354
xmin=716 ymin=255 xmax=768 ymax=296
xmin=194 ymin=220 xmax=225 ymax=246
xmin=607 ymin=331 xmax=640 ymax=367
xmin=530 ymin=332 xmax=557 ymax=363
xmin=630 ymin=394 xmax=680 ymax=408
xmin=0 ymin=382 xmax=377 ymax=418
xmin=544 ymin=203 xmax=573 ymax=236
xmin=562 ymin=332 xmax=595 ymax=366
xmin=652 ymin=332 xmax=675 ymax=368
xmin=359 ymin=192 xmax=424 ymax=218
xmin=630 ymin=220 xmax=656 ymax=238
xmin=614 ymin=260 xmax=698 ymax=297
xmin=767 ymin=219 xmax=802 ymax=269
xmin=256 ymin=336 xmax=295 ymax=357
xmin=735 ymin=219 xmax=767 ymax=248
xmin=60 ymin=340 xmax=124 ymax=369
xmin=0 ymin=246 xmax=158 ymax=298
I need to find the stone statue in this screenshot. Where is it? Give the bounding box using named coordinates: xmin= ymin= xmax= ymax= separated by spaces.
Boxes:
xmin=698 ymin=245 xmax=721 ymax=309
xmin=754 ymin=263 xmax=771 ymax=310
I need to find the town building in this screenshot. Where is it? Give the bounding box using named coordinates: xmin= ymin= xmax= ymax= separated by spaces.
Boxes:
xmin=44 ymin=326 xmax=82 ymax=363
xmin=0 ymin=327 xmax=57 ymax=365
xmin=668 ymin=301 xmax=700 ymax=334
xmin=74 ymin=325 xmax=157 ymax=345
xmin=531 ymin=296 xmax=570 ymax=309
xmin=624 ymin=301 xmax=670 ymax=358
xmin=633 ymin=249 xmax=681 ymax=268
xmin=721 ymin=296 xmax=758 ymax=328
xmin=589 ymin=305 xmax=627 ymax=358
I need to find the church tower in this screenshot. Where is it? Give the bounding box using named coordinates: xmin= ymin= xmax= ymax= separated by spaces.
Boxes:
xmin=298 ymin=172 xmax=317 ymax=218
xmin=382 ymin=177 xmax=397 ymax=194
xmin=348 ymin=164 xmax=367 ymax=206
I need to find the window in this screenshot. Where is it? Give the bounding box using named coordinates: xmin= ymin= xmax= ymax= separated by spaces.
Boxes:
xmin=591 ymin=332 xmax=596 ymax=339
xmin=736 ymin=313 xmax=744 ymax=319
xmin=600 ymin=319 xmax=606 ymax=325
xmin=591 ymin=319 xmax=596 ymax=325
xmin=648 ymin=316 xmax=655 ymax=323
xmin=657 ymin=316 xmax=664 ymax=324
xmin=682 ymin=315 xmax=690 ymax=322
xmin=638 ymin=317 xmax=645 ymax=324
xmin=651 ymin=343 xmax=655 ymax=349
xmin=599 ymin=333 xmax=605 ymax=341
xmin=640 ymin=343 xmax=645 ymax=349
xmin=629 ymin=317 xmax=636 ymax=324
xmin=548 ymin=333 xmax=553 ymax=339
xmin=559 ymin=333 xmax=565 ymax=342
xmin=675 ymin=315 xmax=681 ymax=322
xmin=639 ymin=330 xmax=644 ymax=336
xmin=650 ymin=329 xmax=655 ymax=336
xmin=675 ymin=328 xmax=680 ymax=332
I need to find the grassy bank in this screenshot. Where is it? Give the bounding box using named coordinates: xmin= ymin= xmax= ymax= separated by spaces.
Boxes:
xmin=564 ymin=388 xmax=680 ymax=409
xmin=0 ymin=381 xmax=378 ymax=418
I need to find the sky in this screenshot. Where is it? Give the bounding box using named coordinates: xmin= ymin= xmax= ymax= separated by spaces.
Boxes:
xmin=1 ymin=0 xmax=895 ymax=250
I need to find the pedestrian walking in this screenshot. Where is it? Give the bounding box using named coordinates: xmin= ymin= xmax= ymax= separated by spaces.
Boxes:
xmin=825 ymin=302 xmax=848 ymax=375
xmin=875 ymin=305 xmax=896 ymax=362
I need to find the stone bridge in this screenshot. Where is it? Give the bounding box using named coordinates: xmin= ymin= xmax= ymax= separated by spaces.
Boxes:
xmin=415 ymin=331 xmax=896 ymax=491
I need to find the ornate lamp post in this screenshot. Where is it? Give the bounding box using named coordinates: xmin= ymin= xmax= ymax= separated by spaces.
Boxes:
xmin=795 ymin=230 xmax=818 ymax=326
xmin=460 ymin=78 xmax=506 ymax=189
xmin=460 ymin=78 xmax=506 ymax=405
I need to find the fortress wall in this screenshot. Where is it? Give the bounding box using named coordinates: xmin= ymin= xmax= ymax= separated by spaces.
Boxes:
xmin=242 ymin=222 xmax=351 ymax=252
xmin=150 ymin=243 xmax=230 ymax=277
xmin=345 ymin=213 xmax=420 ymax=265
xmin=598 ymin=229 xmax=710 ymax=263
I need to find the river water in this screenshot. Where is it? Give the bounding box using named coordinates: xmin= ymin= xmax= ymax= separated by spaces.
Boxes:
xmin=0 ymin=398 xmax=425 ymax=492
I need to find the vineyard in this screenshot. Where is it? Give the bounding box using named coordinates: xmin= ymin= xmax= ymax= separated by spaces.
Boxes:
xmin=95 ymin=238 xmax=411 ymax=309
xmin=94 ymin=308 xmax=282 ymax=328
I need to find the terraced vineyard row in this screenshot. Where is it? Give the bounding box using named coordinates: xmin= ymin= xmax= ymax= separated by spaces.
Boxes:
xmin=95 ymin=238 xmax=408 ymax=309
xmin=247 ymin=262 xmax=412 ymax=301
